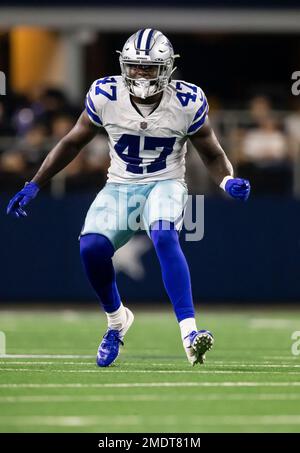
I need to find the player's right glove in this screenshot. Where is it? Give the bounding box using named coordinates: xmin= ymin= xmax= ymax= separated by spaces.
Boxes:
xmin=6 ymin=181 xmax=40 ymax=218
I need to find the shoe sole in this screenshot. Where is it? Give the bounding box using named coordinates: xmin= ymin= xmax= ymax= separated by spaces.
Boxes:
xmin=192 ymin=332 xmax=214 ymax=365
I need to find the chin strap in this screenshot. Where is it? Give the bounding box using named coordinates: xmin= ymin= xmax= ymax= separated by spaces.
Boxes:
xmin=131 ymin=79 xmax=158 ymax=99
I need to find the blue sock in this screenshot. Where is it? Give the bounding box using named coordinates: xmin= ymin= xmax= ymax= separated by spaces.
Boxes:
xmin=80 ymin=233 xmax=121 ymax=313
xmin=150 ymin=220 xmax=195 ymax=322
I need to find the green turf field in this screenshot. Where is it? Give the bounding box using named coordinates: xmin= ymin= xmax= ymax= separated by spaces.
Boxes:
xmin=0 ymin=307 xmax=300 ymax=433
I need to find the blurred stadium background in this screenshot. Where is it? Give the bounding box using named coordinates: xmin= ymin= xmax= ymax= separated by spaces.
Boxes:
xmin=1 ymin=1 xmax=300 ymax=303
xmin=1 ymin=0 xmax=300 ymax=434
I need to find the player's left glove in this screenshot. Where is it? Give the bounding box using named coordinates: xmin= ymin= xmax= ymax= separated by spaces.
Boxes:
xmin=6 ymin=181 xmax=40 ymax=218
xmin=222 ymin=177 xmax=251 ymax=201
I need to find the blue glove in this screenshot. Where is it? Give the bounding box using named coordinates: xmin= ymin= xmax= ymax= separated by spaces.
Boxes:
xmin=6 ymin=181 xmax=40 ymax=218
xmin=225 ymin=177 xmax=251 ymax=201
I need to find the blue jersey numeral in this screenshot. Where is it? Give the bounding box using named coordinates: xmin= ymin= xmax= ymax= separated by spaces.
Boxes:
xmin=115 ymin=135 xmax=142 ymax=173
xmin=95 ymin=77 xmax=117 ymax=101
xmin=144 ymin=137 xmax=176 ymax=173
xmin=176 ymin=81 xmax=197 ymax=107
xmin=115 ymin=135 xmax=176 ymax=174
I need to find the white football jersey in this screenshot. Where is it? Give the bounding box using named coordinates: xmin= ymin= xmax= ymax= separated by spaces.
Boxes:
xmin=85 ymin=76 xmax=208 ymax=184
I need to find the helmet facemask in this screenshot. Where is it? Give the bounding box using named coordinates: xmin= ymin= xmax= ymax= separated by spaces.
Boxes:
xmin=119 ymin=60 xmax=174 ymax=99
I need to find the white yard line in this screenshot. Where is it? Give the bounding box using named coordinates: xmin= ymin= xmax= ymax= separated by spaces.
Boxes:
xmin=207 ymin=362 xmax=300 ymax=367
xmin=1 ymin=361 xmax=300 ymax=368
xmin=1 ymin=355 xmax=298 ymax=363
xmin=0 ymin=382 xmax=300 ymax=388
xmin=263 ymin=356 xmax=299 ymax=360
xmin=1 ymin=414 xmax=300 ymax=427
xmin=0 ymin=367 xmax=300 ymax=374
xmin=0 ymin=415 xmax=140 ymax=426
xmin=1 ymin=393 xmax=300 ymax=403
xmin=249 ymin=319 xmax=300 ymax=329
xmin=0 ymin=354 xmax=94 ymax=359
xmin=0 ymin=361 xmax=95 ymax=365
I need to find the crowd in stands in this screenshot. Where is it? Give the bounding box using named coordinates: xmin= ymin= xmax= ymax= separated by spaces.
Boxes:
xmin=0 ymin=88 xmax=109 ymax=192
xmin=1 ymin=87 xmax=300 ymax=196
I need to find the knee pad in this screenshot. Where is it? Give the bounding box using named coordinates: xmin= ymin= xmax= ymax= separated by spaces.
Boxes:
xmin=80 ymin=233 xmax=114 ymax=262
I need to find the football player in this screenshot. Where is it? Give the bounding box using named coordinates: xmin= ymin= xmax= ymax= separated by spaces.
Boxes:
xmin=7 ymin=29 xmax=250 ymax=367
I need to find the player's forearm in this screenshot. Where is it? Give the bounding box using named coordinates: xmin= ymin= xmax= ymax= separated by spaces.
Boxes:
xmin=31 ymin=138 xmax=82 ymax=188
xmin=202 ymin=151 xmax=234 ymax=186
xmin=193 ymin=135 xmax=234 ymax=186
xmin=190 ymin=121 xmax=234 ymax=186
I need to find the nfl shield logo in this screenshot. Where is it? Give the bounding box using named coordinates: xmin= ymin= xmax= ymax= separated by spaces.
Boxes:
xmin=140 ymin=121 xmax=147 ymax=129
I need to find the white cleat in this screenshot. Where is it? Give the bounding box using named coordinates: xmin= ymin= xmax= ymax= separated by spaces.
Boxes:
xmin=119 ymin=307 xmax=135 ymax=340
xmin=183 ymin=329 xmax=214 ymax=365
